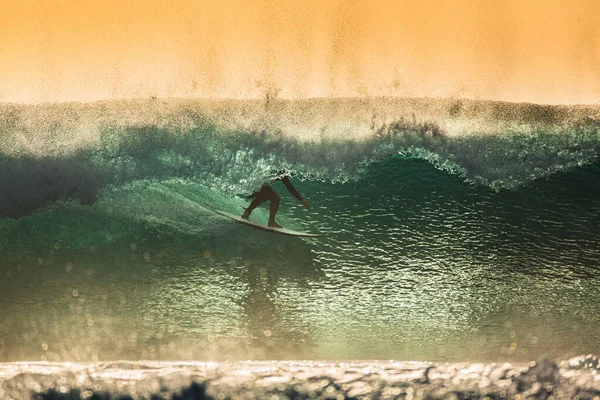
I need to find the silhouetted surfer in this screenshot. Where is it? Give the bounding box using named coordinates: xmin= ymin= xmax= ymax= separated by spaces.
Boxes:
xmin=242 ymin=170 xmax=310 ymax=228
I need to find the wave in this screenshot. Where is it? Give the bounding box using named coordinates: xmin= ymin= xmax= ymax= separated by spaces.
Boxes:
xmin=1 ymin=97 xmax=599 ymax=219
xmin=1 ymin=99 xmax=599 ymax=364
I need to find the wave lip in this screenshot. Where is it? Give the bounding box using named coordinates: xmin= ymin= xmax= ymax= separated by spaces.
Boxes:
xmin=1 ymin=356 xmax=599 ymax=399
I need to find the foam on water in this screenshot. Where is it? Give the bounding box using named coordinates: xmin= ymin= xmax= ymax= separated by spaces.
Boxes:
xmin=1 ymin=356 xmax=599 ymax=399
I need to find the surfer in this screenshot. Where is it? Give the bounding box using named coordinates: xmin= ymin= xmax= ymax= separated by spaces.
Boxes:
xmin=241 ymin=171 xmax=310 ymax=228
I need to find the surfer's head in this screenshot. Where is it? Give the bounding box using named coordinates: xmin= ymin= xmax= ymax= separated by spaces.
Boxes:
xmin=270 ymin=169 xmax=288 ymax=177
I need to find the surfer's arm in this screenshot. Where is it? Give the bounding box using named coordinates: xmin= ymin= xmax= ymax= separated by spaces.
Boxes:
xmin=281 ymin=176 xmax=311 ymax=210
xmin=281 ymin=176 xmax=303 ymax=201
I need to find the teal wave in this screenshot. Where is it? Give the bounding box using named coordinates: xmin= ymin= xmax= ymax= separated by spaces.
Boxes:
xmin=1 ymin=99 xmax=599 ymax=362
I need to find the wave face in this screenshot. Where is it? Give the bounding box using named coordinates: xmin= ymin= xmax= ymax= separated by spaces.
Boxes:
xmin=0 ymin=98 xmax=599 ymax=363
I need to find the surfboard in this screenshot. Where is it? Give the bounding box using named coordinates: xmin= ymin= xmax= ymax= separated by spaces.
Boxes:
xmin=213 ymin=209 xmax=324 ymax=238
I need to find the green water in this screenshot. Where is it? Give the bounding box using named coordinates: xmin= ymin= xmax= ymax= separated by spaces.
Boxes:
xmin=1 ymin=156 xmax=599 ymax=363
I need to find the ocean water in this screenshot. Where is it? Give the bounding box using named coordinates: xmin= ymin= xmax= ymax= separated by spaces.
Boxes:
xmin=0 ymin=98 xmax=599 ymax=372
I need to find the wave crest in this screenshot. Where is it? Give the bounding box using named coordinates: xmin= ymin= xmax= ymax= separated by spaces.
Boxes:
xmin=1 ymin=99 xmax=599 ymax=217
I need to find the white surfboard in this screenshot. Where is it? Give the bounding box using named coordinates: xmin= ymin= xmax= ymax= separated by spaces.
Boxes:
xmin=213 ymin=209 xmax=324 ymax=238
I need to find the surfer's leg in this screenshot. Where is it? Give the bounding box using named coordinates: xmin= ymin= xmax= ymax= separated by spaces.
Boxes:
xmin=242 ymin=197 xmax=263 ymax=219
xmin=245 ymin=185 xmax=282 ymax=227
xmin=242 ymin=185 xmax=282 ymax=227
xmin=268 ymin=194 xmax=282 ymax=228
xmin=242 ymin=185 xmax=269 ymax=219
xmin=257 ymin=186 xmax=282 ymax=227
